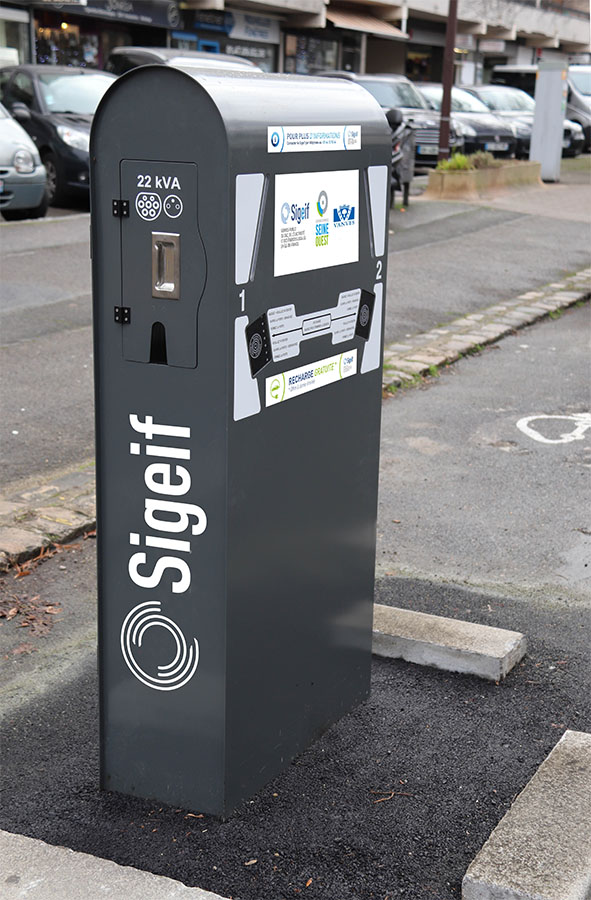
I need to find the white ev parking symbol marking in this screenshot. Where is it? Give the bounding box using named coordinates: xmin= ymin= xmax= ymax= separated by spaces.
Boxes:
xmin=516 ymin=413 xmax=591 ymax=444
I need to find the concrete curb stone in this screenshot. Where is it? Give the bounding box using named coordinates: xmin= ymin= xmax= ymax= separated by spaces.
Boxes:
xmin=0 ymin=830 xmax=229 ymax=900
xmin=382 ymin=267 xmax=590 ymax=391
xmin=462 ymin=730 xmax=591 ymax=900
xmin=372 ymin=604 xmax=526 ymax=681
xmin=1 ymin=268 xmax=589 ymax=572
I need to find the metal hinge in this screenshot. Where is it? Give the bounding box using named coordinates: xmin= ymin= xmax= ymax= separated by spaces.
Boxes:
xmin=112 ymin=199 xmax=129 ymax=218
xmin=114 ymin=306 xmax=131 ymax=324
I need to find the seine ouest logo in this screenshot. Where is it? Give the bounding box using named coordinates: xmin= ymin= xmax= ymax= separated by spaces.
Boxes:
xmin=316 ymin=190 xmax=328 ymax=217
xmin=121 ymin=414 xmax=206 ymax=691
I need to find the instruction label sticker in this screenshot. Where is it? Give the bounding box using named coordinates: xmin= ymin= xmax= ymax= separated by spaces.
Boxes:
xmin=268 ymin=125 xmax=361 ymax=153
xmin=275 ymin=169 xmax=359 ymax=277
xmin=265 ymin=349 xmax=357 ymax=407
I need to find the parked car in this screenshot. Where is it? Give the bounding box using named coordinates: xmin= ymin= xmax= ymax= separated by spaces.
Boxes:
xmin=105 ymin=46 xmax=262 ymax=76
xmin=463 ymin=84 xmax=584 ymax=158
xmin=416 ymin=83 xmax=516 ymax=158
xmin=317 ymin=71 xmax=463 ymax=167
xmin=491 ymin=64 xmax=591 ymax=151
xmin=0 ymin=101 xmax=46 ymax=220
xmin=0 ymin=65 xmax=115 ymax=205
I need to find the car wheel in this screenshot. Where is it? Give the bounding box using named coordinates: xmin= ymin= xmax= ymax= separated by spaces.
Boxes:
xmin=42 ymin=151 xmax=66 ymax=206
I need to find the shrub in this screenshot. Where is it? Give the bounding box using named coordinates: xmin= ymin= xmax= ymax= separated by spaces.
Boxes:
xmin=436 ymin=150 xmax=506 ymax=172
xmin=469 ymin=150 xmax=503 ymax=169
xmin=436 ymin=153 xmax=472 ymax=171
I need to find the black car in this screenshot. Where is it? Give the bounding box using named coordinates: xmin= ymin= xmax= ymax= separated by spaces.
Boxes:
xmin=417 ymin=83 xmax=517 ymax=159
xmin=0 ymin=65 xmax=115 ymax=204
xmin=318 ymin=71 xmax=464 ymax=166
xmin=463 ymin=84 xmax=584 ymax=159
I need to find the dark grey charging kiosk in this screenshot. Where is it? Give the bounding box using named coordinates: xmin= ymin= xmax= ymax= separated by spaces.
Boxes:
xmin=91 ymin=66 xmax=391 ymax=816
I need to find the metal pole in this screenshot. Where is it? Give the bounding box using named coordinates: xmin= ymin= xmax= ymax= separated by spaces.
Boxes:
xmin=438 ymin=0 xmax=458 ymax=162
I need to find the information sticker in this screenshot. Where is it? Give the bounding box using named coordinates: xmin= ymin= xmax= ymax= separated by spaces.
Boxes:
xmin=265 ymin=350 xmax=357 ymax=407
xmin=268 ymin=125 xmax=361 ymax=153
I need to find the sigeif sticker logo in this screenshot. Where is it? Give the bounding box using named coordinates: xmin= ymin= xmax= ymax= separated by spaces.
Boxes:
xmin=281 ymin=202 xmax=291 ymax=224
xmin=121 ymin=601 xmax=199 ymax=691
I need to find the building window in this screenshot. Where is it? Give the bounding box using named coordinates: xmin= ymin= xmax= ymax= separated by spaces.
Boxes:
xmin=284 ymin=33 xmax=338 ymax=74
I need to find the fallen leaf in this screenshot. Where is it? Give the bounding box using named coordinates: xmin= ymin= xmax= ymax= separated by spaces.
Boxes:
xmin=306 ymin=878 xmax=313 ymax=887
xmin=244 ymin=859 xmax=257 ymax=866
xmin=10 ymin=642 xmax=35 ymax=656
xmin=43 ymin=606 xmax=60 ymax=615
xmin=184 ymin=813 xmax=204 ymax=819
xmin=6 ymin=607 xmax=18 ymax=620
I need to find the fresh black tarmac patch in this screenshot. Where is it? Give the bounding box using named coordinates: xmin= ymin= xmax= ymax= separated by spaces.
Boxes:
xmin=1 ymin=577 xmax=590 ymax=900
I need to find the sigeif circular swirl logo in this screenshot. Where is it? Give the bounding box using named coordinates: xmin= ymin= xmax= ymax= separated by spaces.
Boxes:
xmin=120 ymin=601 xmax=199 ymax=691
xmin=281 ymin=202 xmax=290 ymax=224
xmin=317 ymin=190 xmax=328 ymax=217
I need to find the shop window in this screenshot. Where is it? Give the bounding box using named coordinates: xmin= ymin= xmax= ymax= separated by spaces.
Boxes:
xmin=36 ymin=23 xmax=99 ymax=67
xmin=284 ymin=33 xmax=338 ymax=75
xmin=0 ymin=19 xmax=30 ymax=64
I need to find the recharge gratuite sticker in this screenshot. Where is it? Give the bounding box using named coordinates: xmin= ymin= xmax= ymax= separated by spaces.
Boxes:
xmin=265 ymin=349 xmax=357 ymax=406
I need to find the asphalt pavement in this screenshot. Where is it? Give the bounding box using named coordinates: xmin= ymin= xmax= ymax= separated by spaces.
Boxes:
xmin=1 ymin=304 xmax=589 ymax=900
xmin=1 ymin=159 xmax=590 ymax=486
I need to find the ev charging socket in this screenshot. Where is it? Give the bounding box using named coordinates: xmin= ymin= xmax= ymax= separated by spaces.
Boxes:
xmin=91 ymin=66 xmax=391 ymax=817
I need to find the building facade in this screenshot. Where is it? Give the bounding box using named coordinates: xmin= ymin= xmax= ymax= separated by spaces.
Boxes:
xmin=1 ymin=0 xmax=589 ymax=80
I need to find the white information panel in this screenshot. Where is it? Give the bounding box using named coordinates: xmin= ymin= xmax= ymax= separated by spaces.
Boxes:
xmin=274 ymin=169 xmax=359 ymax=278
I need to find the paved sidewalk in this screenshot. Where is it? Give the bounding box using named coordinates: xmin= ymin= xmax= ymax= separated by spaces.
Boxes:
xmin=0 ymin=267 xmax=588 ymax=573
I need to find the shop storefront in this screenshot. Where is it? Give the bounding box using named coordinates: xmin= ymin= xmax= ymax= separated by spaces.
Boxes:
xmin=177 ymin=9 xmax=280 ymax=72
xmin=31 ymin=1 xmax=180 ymax=68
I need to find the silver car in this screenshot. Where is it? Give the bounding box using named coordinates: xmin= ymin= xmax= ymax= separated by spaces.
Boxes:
xmin=0 ymin=101 xmax=46 ymax=220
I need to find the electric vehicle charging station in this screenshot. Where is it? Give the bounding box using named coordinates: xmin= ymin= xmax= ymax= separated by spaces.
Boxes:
xmin=91 ymin=66 xmax=391 ymax=816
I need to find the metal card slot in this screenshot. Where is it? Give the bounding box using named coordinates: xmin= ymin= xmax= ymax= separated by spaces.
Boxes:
xmin=152 ymin=232 xmax=180 ymax=299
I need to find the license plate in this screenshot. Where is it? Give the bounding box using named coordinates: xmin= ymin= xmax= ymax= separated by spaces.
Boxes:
xmin=417 ymin=144 xmax=437 ymax=155
xmin=485 ymin=142 xmax=509 ymax=151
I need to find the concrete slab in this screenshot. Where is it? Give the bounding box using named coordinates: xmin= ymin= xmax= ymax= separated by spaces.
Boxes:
xmin=0 ymin=830 xmax=229 ymax=900
xmin=372 ymin=604 xmax=526 ymax=681
xmin=462 ymin=730 xmax=591 ymax=900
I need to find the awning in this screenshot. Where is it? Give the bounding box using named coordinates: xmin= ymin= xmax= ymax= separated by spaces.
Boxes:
xmin=326 ymin=10 xmax=408 ymax=40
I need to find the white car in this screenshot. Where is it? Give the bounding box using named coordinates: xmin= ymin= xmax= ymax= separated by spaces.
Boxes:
xmin=0 ymin=101 xmax=47 ymax=221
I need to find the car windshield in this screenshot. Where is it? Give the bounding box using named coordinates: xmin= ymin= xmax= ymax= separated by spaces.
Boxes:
xmin=358 ymin=79 xmax=429 ymax=110
xmin=37 ymin=72 xmax=114 ymax=114
xmin=476 ymin=87 xmax=535 ymax=112
xmin=569 ymin=69 xmax=591 ymax=96
xmin=419 ymin=85 xmax=490 ymax=113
